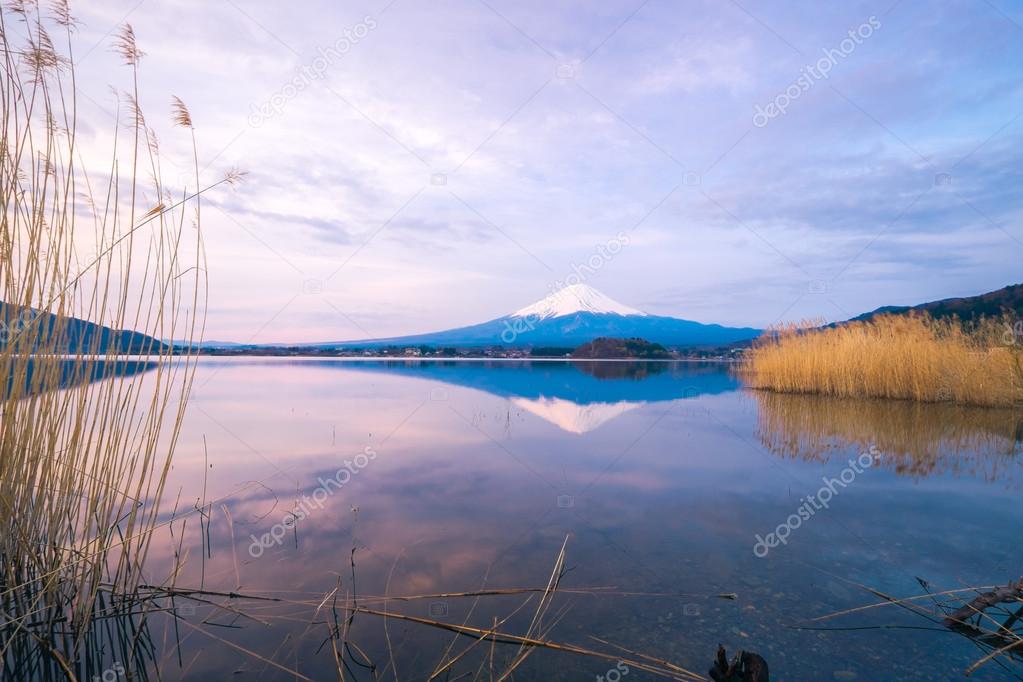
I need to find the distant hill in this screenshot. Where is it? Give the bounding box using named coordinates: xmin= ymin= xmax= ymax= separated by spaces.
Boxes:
xmin=851 ymin=283 xmax=1023 ymax=323
xmin=571 ymin=337 xmax=671 ymax=359
xmin=0 ymin=303 xmax=168 ymax=355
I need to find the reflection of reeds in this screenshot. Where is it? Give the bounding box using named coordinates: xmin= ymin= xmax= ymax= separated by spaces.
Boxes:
xmin=754 ymin=391 xmax=1023 ymax=480
xmin=743 ymin=315 xmax=1023 ymax=407
xmin=0 ymin=5 xmax=224 ymax=677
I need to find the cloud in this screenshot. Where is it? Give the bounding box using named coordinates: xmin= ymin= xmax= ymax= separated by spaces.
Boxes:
xmin=58 ymin=0 xmax=1023 ymax=339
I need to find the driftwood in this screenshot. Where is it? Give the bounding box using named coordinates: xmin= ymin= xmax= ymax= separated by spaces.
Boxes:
xmin=709 ymin=644 xmax=769 ymax=682
xmin=943 ymin=577 xmax=1023 ymax=630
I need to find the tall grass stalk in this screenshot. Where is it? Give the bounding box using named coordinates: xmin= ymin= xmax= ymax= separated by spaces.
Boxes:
xmin=743 ymin=314 xmax=1023 ymax=407
xmin=0 ymin=3 xmax=230 ymax=677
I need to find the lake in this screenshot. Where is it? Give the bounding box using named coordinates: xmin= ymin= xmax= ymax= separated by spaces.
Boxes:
xmin=139 ymin=358 xmax=1023 ymax=680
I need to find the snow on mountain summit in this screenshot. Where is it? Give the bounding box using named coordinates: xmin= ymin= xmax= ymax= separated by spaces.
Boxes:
xmin=510 ymin=284 xmax=646 ymax=320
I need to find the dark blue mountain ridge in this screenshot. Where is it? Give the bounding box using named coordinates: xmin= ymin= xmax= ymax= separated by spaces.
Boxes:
xmin=309 ymin=284 xmax=762 ymax=349
xmin=0 ymin=302 xmax=167 ymax=354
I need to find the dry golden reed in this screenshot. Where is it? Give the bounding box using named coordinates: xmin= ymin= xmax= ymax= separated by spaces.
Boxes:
xmin=0 ymin=3 xmax=235 ymax=677
xmin=743 ymin=314 xmax=1023 ymax=407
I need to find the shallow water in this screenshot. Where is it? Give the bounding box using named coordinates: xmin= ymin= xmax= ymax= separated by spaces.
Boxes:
xmin=138 ymin=358 xmax=1023 ymax=680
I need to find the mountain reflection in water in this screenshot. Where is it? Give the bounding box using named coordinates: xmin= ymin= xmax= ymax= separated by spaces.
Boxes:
xmin=284 ymin=359 xmax=738 ymax=434
xmin=295 ymin=359 xmax=1023 ymax=481
xmin=4 ymin=358 xmax=156 ymax=399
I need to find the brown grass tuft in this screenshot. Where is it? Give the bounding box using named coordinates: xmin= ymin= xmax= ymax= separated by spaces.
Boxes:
xmin=113 ymin=22 xmax=144 ymax=65
xmin=171 ymin=95 xmax=193 ymax=128
xmin=50 ymin=0 xmax=74 ymax=27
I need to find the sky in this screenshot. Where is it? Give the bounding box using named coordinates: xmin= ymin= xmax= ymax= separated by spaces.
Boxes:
xmin=59 ymin=0 xmax=1023 ymax=343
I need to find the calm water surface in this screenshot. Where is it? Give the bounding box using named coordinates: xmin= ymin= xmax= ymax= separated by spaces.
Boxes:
xmin=141 ymin=358 xmax=1023 ymax=680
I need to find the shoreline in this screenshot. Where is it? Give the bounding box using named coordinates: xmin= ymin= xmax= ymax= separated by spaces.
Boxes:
xmin=18 ymin=354 xmax=743 ymax=364
xmin=187 ymin=355 xmax=743 ymax=363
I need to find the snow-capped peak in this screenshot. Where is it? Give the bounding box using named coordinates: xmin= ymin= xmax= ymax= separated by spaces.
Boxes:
xmin=511 ymin=284 xmax=646 ymax=320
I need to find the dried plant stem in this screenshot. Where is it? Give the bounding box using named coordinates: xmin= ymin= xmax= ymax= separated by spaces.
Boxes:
xmin=0 ymin=5 xmax=228 ymax=679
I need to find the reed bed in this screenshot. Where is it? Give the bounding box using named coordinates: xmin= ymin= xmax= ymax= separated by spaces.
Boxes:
xmin=0 ymin=2 xmax=235 ymax=677
xmin=743 ymin=314 xmax=1023 ymax=407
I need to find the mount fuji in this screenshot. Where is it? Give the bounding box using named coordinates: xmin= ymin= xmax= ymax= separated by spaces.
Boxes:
xmin=318 ymin=284 xmax=760 ymax=349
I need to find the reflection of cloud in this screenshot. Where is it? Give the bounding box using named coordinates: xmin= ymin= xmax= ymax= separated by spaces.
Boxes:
xmin=145 ymin=359 xmax=1023 ymax=678
xmin=512 ymin=396 xmax=645 ymax=434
